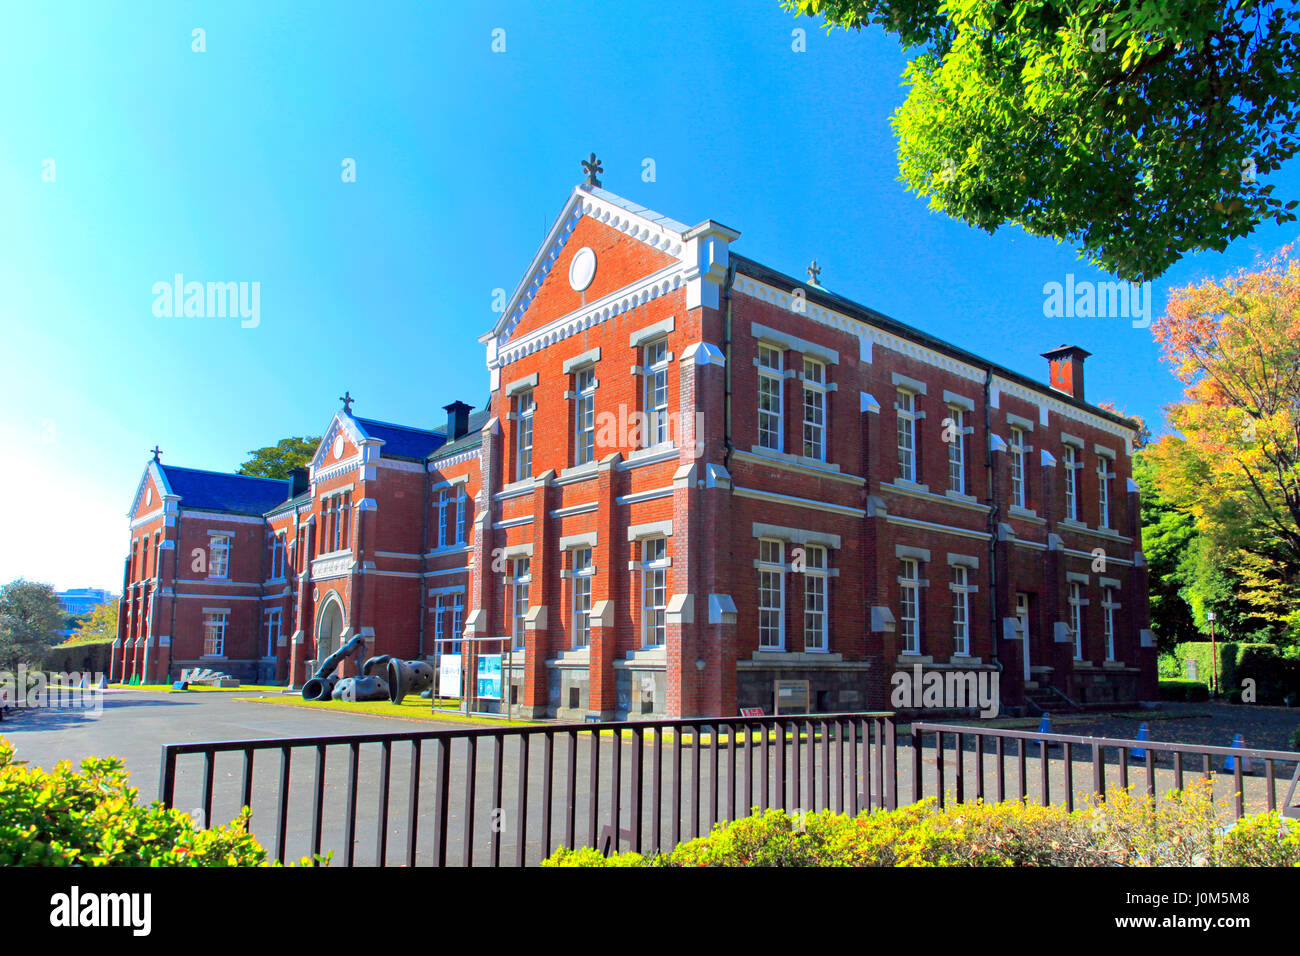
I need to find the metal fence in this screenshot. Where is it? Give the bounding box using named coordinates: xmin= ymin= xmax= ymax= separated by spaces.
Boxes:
xmin=910 ymin=722 xmax=1300 ymax=820
xmin=158 ymin=712 xmax=897 ymax=866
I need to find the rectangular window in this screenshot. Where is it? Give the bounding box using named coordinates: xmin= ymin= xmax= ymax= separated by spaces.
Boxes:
xmin=450 ymin=592 xmax=464 ymax=654
xmin=802 ymin=543 xmax=828 ymax=651
xmin=574 ymin=367 xmax=597 ymax=465
xmin=435 ymin=490 xmax=449 ymax=547
xmin=455 ymin=486 xmax=467 ymax=544
xmin=433 ymin=593 xmax=446 ymax=646
xmin=641 ymin=537 xmax=668 ymax=647
xmin=643 ymin=339 xmax=670 ymax=447
xmin=269 ymin=534 xmax=285 ymax=580
xmin=1103 ymin=587 xmax=1116 ymax=661
xmin=208 ymin=535 xmax=231 ymax=579
xmin=203 ymin=611 xmax=227 ymax=657
xmin=1097 ymin=455 xmax=1111 ymax=528
xmin=757 ymin=345 xmax=783 ymax=451
xmin=900 ymin=559 xmax=920 ymax=654
xmin=1009 ymin=427 xmax=1026 ymax=508
xmin=896 ymin=389 xmax=917 ymax=482
xmin=515 ymin=389 xmax=534 ymax=480
xmin=802 ymin=358 xmax=827 ymax=460
xmin=757 ymin=538 xmax=785 ymax=650
xmin=511 ymin=558 xmax=531 ymax=651
xmin=264 ymin=609 xmax=282 ymax=658
xmin=571 ymin=547 xmax=593 ymax=649
xmin=947 ymin=406 xmax=965 ymax=494
xmin=952 ymin=565 xmax=970 ymax=656
xmin=1064 ymin=444 xmax=1079 ymax=520
xmin=1069 ymin=582 xmax=1085 ymax=660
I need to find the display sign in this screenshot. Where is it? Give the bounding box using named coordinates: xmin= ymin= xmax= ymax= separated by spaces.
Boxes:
xmin=476 ymin=653 xmax=502 ymax=700
xmin=773 ymin=679 xmax=810 ymax=715
xmin=740 ymin=707 xmax=764 ymax=717
xmin=438 ymin=654 xmax=462 ymax=698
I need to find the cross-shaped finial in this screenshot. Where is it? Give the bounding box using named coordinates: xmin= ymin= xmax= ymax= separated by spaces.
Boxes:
xmin=807 ymin=260 xmax=821 ymax=285
xmin=150 ymin=445 xmax=163 ymax=462
xmin=339 ymin=391 xmax=354 ymax=413
xmin=581 ymin=152 xmax=603 ymax=188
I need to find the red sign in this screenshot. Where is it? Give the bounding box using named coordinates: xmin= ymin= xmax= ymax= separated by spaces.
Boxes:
xmin=740 ymin=707 xmax=764 ymax=717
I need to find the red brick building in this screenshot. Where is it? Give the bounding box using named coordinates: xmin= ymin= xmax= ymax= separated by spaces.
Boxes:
xmin=118 ymin=179 xmax=1155 ymax=716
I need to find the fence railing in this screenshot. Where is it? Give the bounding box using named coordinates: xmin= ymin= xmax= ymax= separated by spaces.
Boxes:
xmin=910 ymin=722 xmax=1300 ymax=820
xmin=158 ymin=712 xmax=897 ymax=866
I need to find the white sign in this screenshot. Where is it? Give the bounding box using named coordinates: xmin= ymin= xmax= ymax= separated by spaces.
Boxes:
xmin=438 ymin=654 xmax=462 ymax=698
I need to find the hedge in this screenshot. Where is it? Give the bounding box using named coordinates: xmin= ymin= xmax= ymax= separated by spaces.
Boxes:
xmin=42 ymin=640 xmax=114 ymax=677
xmin=545 ymin=786 xmax=1300 ymax=867
xmin=0 ymin=736 xmax=327 ymax=866
xmin=1158 ymin=678 xmax=1210 ymax=701
xmin=1172 ymin=642 xmax=1300 ymax=702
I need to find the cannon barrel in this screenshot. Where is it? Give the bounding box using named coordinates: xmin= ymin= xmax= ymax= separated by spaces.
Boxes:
xmin=302 ymin=633 xmax=366 ymax=700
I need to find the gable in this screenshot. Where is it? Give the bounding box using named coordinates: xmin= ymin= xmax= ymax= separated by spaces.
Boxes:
xmin=127 ymin=462 xmax=170 ymax=520
xmin=501 ymin=213 xmax=680 ymax=347
xmin=311 ymin=412 xmax=367 ymax=472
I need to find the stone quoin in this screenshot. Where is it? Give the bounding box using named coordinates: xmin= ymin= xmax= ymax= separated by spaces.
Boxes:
xmin=116 ymin=175 xmax=1156 ymax=717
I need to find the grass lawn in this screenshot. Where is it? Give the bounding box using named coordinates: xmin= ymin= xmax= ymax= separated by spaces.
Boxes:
xmin=239 ymin=694 xmax=543 ymax=726
xmin=109 ymin=683 xmax=287 ymax=694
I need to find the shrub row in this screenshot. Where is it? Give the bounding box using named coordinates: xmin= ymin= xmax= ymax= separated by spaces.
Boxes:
xmin=0 ymin=737 xmax=324 ymax=866
xmin=545 ymin=783 xmax=1300 ymax=867
xmin=1172 ymin=642 xmax=1299 ymax=702
xmin=1157 ymin=678 xmax=1210 ymax=701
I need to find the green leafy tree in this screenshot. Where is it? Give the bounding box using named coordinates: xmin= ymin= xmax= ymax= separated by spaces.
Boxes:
xmin=784 ymin=0 xmax=1300 ymax=280
xmin=70 ymin=601 xmax=118 ymax=645
xmin=0 ymin=580 xmax=64 ymax=670
xmin=1133 ymin=451 xmax=1199 ymax=651
xmin=237 ymin=436 xmax=320 ymax=481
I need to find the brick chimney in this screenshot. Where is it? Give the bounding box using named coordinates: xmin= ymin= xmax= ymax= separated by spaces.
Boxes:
xmin=1042 ymin=345 xmax=1091 ymax=401
xmin=443 ymin=401 xmax=472 ymax=441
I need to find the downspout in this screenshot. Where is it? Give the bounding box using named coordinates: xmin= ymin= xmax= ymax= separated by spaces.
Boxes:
xmin=168 ymin=512 xmax=180 ymax=682
xmin=983 ymin=368 xmax=1002 ymax=675
xmin=418 ymin=464 xmax=431 ymax=659
xmin=721 ymin=260 xmax=737 ymax=470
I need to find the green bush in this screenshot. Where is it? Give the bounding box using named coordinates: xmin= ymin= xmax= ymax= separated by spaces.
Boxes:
xmin=547 ymin=781 xmax=1300 ymax=867
xmin=1158 ymin=678 xmax=1210 ymax=701
xmin=1173 ymin=641 xmax=1300 ymax=702
xmin=1157 ymin=654 xmax=1182 ymax=679
xmin=0 ymin=736 xmax=325 ymax=866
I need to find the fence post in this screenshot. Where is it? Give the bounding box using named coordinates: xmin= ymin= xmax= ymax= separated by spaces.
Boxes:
xmin=884 ymin=719 xmax=897 ymax=810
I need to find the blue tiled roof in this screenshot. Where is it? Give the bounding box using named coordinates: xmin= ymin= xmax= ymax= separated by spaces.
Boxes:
xmin=354 ymin=418 xmax=447 ymax=460
xmin=160 ymin=466 xmax=292 ymax=515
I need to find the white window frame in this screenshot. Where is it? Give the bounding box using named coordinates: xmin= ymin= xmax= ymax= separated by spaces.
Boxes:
xmin=643 ymin=338 xmax=670 ymax=448
xmin=208 ymin=534 xmax=231 ymax=580
xmin=1009 ymin=426 xmax=1027 ymax=508
xmin=264 ymin=608 xmax=282 ymax=658
xmin=802 ymin=358 xmax=827 ymax=461
xmin=951 ymin=565 xmax=971 ymax=656
xmin=947 ymin=406 xmax=965 ymax=494
xmin=758 ymin=538 xmax=785 ymax=650
xmin=574 ymin=367 xmax=597 ymax=465
xmin=571 ymin=547 xmax=594 ymax=649
xmin=757 ymin=345 xmax=783 ymax=451
xmin=269 ymin=533 xmax=285 ymax=581
xmin=515 ymin=389 xmax=534 ymax=480
xmin=1097 ymin=455 xmax=1111 ymax=528
xmin=641 ymin=537 xmax=668 ymax=648
xmin=802 ymin=543 xmax=828 ymax=651
xmin=1103 ymin=587 xmax=1117 ymax=661
xmin=511 ymin=557 xmax=531 ymax=651
xmin=899 ymin=558 xmax=920 ymax=654
xmin=1069 ymin=582 xmax=1085 ymax=660
xmin=203 ymin=611 xmax=227 ymax=657
xmin=450 ymin=592 xmax=464 ymax=654
xmin=1063 ymin=444 xmax=1079 ymax=520
xmin=896 ymin=389 xmax=917 ymax=482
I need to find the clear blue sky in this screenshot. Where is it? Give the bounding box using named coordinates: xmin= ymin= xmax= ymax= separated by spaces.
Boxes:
xmin=2 ymin=1 xmax=1296 ymax=592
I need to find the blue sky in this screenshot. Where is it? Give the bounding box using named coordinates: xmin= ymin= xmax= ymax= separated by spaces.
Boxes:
xmin=2 ymin=1 xmax=1297 ymax=592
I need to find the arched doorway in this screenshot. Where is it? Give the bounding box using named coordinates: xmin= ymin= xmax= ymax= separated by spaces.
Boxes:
xmin=316 ymin=595 xmax=345 ymax=665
